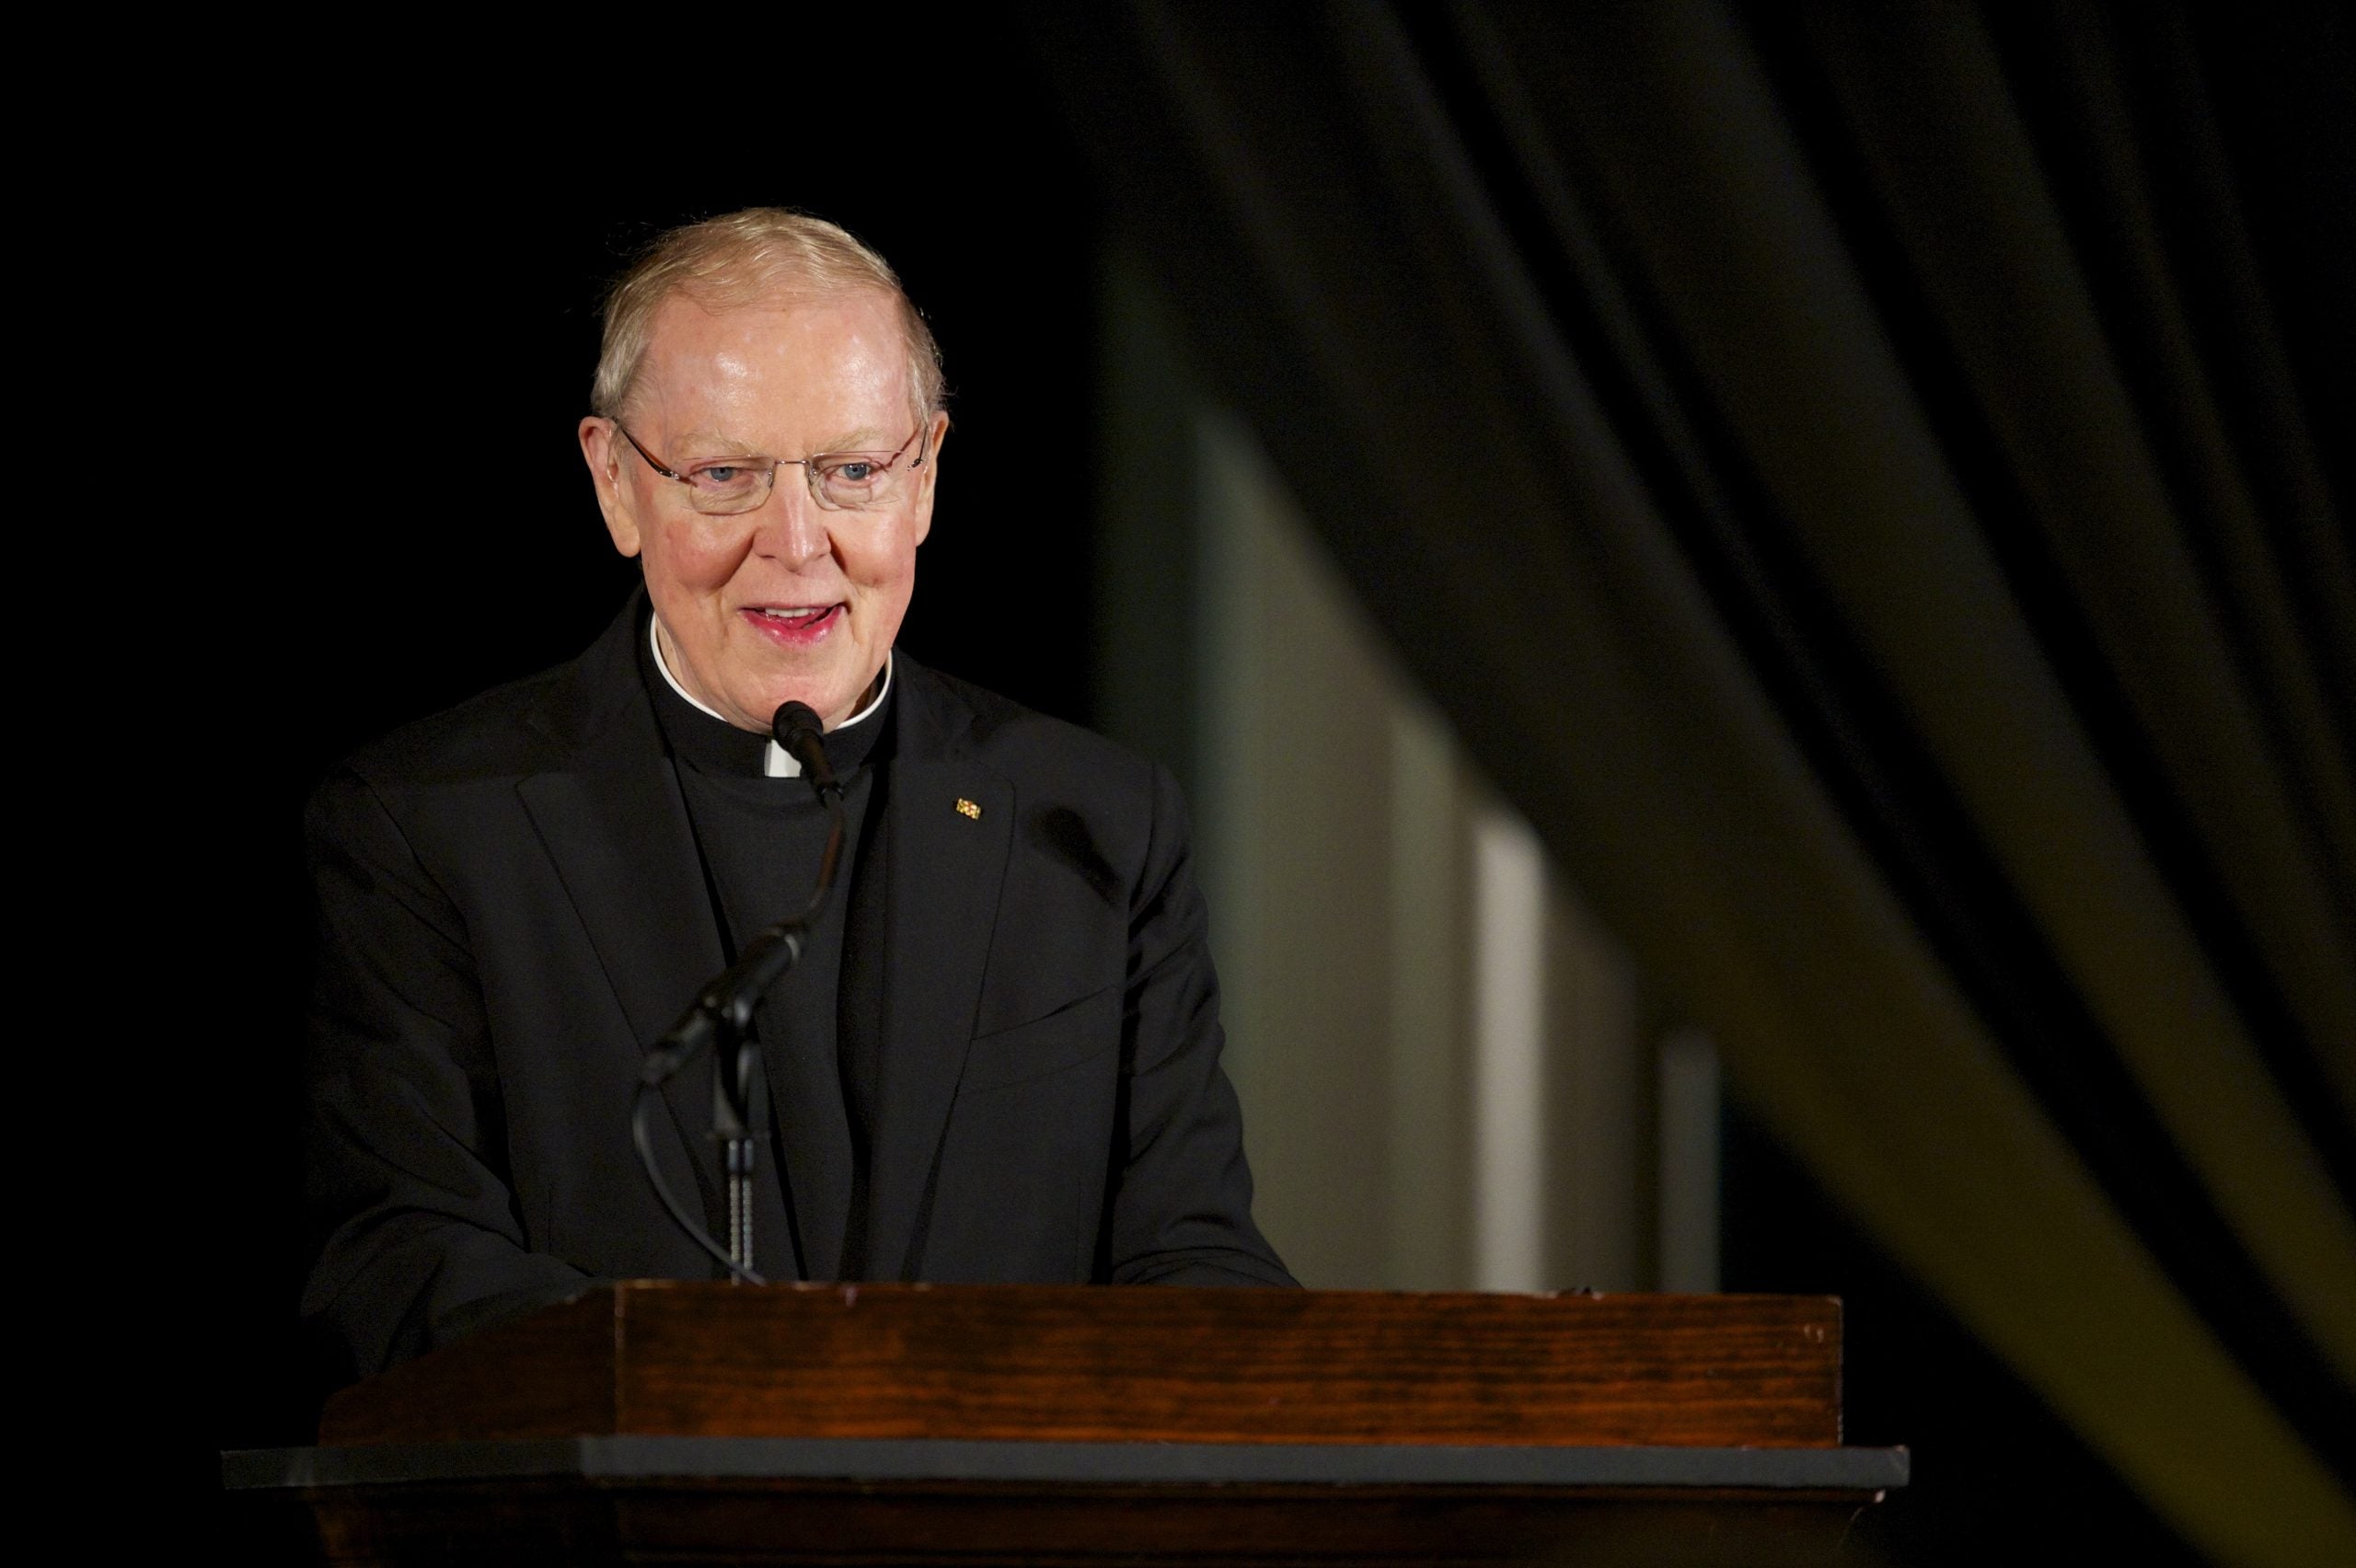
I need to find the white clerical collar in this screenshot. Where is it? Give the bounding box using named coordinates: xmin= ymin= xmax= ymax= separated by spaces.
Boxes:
xmin=648 ymin=614 xmax=893 ymax=778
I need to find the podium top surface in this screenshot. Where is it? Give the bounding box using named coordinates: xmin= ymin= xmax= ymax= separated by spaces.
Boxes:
xmin=323 ymin=1283 xmax=1843 ymax=1450
xmin=230 ymin=1435 xmax=1906 ymax=1493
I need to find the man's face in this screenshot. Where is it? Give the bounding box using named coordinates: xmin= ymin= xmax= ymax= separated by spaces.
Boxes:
xmin=580 ymin=289 xmax=945 ymax=732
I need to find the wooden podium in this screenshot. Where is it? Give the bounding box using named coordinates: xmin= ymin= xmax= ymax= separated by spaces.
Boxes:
xmin=224 ymin=1282 xmax=1905 ymax=1565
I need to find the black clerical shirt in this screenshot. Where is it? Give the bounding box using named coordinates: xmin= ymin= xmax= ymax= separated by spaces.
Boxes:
xmin=636 ymin=626 xmax=894 ymax=1281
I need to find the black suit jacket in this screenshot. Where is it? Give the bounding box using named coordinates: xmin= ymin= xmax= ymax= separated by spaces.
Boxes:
xmin=302 ymin=597 xmax=1290 ymax=1379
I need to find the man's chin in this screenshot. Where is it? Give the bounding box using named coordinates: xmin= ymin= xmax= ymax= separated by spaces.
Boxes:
xmin=733 ymin=674 xmax=871 ymax=734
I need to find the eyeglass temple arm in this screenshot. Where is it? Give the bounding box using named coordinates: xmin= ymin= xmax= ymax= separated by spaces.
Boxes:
xmin=615 ymin=425 xmax=683 ymax=481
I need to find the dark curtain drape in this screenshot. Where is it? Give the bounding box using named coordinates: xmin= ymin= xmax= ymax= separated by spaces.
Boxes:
xmin=1034 ymin=3 xmax=2355 ymax=1562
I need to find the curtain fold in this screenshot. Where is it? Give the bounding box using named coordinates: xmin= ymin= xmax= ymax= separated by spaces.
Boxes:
xmin=1036 ymin=2 xmax=2356 ymax=1561
xmin=1797 ymin=0 xmax=2356 ymax=1148
xmin=1478 ymin=0 xmax=2356 ymax=1401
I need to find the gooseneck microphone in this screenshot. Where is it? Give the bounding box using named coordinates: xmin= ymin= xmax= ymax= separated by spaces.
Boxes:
xmin=630 ymin=698 xmax=849 ymax=1286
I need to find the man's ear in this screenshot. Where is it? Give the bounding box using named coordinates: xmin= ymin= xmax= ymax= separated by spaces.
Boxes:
xmin=910 ymin=409 xmax=950 ymax=548
xmin=580 ymin=417 xmax=643 ymax=558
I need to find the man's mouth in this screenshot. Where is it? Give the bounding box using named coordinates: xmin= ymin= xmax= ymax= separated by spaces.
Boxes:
xmin=741 ymin=603 xmax=847 ymax=648
xmin=745 ymin=604 xmax=844 ymax=634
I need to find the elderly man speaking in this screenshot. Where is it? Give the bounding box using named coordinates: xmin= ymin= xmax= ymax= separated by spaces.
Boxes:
xmin=302 ymin=209 xmax=1292 ymax=1381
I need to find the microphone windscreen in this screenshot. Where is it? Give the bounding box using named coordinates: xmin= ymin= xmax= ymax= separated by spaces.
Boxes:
xmin=772 ymin=701 xmax=844 ymax=805
xmin=771 ymin=701 xmax=824 ymax=752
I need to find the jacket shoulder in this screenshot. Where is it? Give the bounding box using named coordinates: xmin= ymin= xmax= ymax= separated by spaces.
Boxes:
xmin=329 ymin=661 xmax=578 ymax=795
xmin=321 ymin=594 xmax=649 ymax=803
xmin=907 ymin=660 xmax=1164 ymax=807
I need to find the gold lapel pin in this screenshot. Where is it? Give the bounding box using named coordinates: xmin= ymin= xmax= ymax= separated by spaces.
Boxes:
xmin=955 ymin=798 xmax=982 ymax=820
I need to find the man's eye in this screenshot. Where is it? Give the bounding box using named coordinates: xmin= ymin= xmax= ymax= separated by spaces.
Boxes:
xmin=815 ymin=456 xmax=884 ymax=485
xmin=692 ymin=466 xmax=746 ymax=488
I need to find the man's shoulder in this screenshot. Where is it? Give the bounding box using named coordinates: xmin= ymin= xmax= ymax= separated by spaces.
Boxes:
xmin=299 ymin=653 xmax=600 ymax=875
xmin=326 ymin=600 xmax=645 ymax=801
xmin=898 ymin=658 xmax=1195 ymax=901
xmin=899 ymin=657 xmax=1164 ymax=806
xmin=332 ymin=660 xmax=582 ymax=794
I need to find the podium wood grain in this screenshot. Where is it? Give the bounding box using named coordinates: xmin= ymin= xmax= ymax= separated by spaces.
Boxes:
xmin=321 ymin=1282 xmax=1842 ymax=1448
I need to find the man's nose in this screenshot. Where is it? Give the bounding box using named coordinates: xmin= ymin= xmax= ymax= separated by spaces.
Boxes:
xmin=748 ymin=471 xmax=830 ymax=564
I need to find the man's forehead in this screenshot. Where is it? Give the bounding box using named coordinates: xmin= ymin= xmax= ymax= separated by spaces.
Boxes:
xmin=635 ymin=288 xmax=909 ymax=415
xmin=643 ymin=286 xmax=900 ymax=358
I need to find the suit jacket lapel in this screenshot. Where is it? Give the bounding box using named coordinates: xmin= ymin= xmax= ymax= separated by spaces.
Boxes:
xmin=516 ymin=761 xmax=721 ymax=1055
xmin=864 ymin=663 xmax=1014 ymax=1280
xmin=514 ymin=598 xmax=732 ymax=1245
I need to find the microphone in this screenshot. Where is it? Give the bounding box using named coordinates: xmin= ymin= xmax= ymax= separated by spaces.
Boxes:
xmin=630 ymin=698 xmax=855 ymax=1285
xmin=771 ymin=701 xmax=843 ymax=806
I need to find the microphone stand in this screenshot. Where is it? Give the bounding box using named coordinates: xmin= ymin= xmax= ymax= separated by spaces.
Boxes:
xmin=632 ymin=701 xmax=848 ymax=1286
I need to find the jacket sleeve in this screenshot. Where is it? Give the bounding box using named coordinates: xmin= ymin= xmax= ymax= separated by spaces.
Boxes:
xmin=1105 ymin=762 xmax=1298 ymax=1287
xmin=300 ymin=767 xmax=591 ymax=1382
